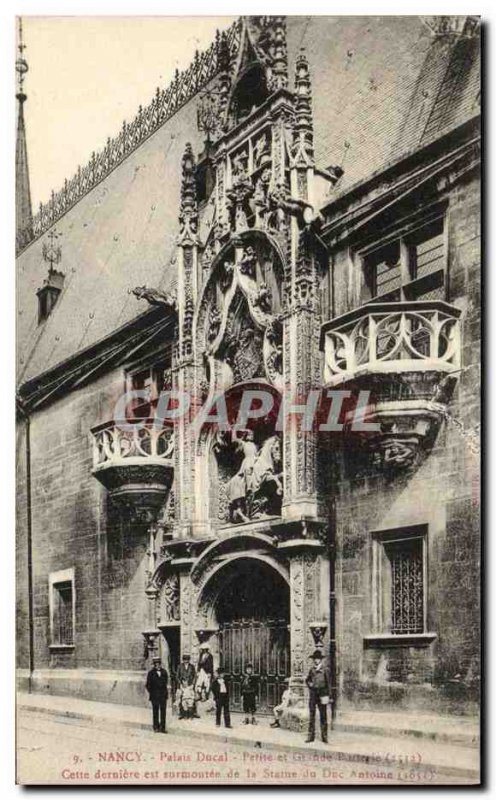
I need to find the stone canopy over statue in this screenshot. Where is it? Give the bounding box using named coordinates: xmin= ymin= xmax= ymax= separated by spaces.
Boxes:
xmin=215 ymin=430 xmax=283 ymax=522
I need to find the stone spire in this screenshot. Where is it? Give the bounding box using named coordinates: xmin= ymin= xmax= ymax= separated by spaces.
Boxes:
xmin=16 ymin=18 xmax=33 ymax=253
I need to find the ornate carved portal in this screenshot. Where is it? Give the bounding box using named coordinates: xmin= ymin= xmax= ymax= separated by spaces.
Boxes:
xmin=194 ymin=231 xmax=287 ymax=527
xmin=194 ymin=554 xmax=291 ymax=713
xmin=168 ymin=28 xmax=331 ymax=536
xmin=158 ymin=21 xmax=332 ymax=720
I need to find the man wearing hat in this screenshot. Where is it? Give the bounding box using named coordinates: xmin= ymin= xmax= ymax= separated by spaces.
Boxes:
xmin=145 ymin=656 xmax=168 ymax=733
xmin=196 ymin=644 xmax=214 ymax=701
xmin=305 ymin=650 xmax=330 ymax=743
xmin=176 ymin=654 xmax=198 ymax=719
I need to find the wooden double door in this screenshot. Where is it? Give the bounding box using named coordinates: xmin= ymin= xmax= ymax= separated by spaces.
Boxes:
xmin=218 ymin=619 xmax=290 ymax=713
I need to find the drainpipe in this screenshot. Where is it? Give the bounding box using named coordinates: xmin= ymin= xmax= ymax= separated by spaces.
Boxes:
xmin=17 ymin=397 xmax=34 ymax=693
xmin=329 ymin=499 xmax=337 ymax=722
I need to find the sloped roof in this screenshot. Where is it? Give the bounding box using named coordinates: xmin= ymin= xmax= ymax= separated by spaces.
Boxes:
xmin=287 ymin=15 xmax=480 ymax=197
xmin=17 ymin=16 xmax=480 ymax=386
xmin=16 ymin=97 xmax=204 ymax=383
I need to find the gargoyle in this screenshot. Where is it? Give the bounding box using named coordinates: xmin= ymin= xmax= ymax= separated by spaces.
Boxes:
xmin=132 ymin=285 xmax=177 ymax=311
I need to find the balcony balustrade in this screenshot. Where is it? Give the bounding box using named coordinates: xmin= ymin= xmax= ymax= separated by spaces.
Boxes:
xmin=321 ymin=301 xmax=461 ymax=386
xmin=320 ymin=301 xmax=462 ymax=469
xmin=91 ymin=419 xmax=174 ymax=513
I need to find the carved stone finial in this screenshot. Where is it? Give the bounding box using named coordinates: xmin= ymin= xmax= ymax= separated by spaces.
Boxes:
xmin=292 ymin=49 xmax=314 ymax=169
xmin=16 ymin=17 xmax=29 ymax=98
xmin=265 ymin=16 xmax=288 ymax=92
xmin=218 ymin=29 xmax=231 ymax=74
xmin=42 ymin=228 xmax=63 ymax=271
xmin=178 ymin=143 xmax=199 ymax=245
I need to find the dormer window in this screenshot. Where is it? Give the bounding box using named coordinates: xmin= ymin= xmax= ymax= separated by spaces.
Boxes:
xmin=36 ymin=268 xmax=64 ymax=323
xmin=229 ymin=63 xmax=268 ymax=126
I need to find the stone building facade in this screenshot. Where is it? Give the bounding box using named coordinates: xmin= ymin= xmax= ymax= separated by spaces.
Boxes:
xmin=16 ymin=16 xmax=481 ymax=725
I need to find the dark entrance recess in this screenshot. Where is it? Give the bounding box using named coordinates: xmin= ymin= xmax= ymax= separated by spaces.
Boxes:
xmin=160 ymin=626 xmax=180 ymax=697
xmin=217 ymin=559 xmax=290 ymax=713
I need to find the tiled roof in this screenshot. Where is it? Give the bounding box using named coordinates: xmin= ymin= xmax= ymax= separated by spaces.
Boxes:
xmin=16 ymin=16 xmax=480 ymax=386
xmin=287 ymin=16 xmax=480 ymax=200
xmin=16 ymin=97 xmax=204 ymax=383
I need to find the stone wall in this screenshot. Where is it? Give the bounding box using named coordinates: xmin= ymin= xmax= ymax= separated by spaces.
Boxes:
xmin=332 ymin=170 xmax=480 ymax=714
xmin=16 ymin=366 xmax=151 ymax=703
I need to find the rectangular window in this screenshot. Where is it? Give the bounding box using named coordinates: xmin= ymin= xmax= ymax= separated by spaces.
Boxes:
xmin=125 ymin=363 xmax=170 ymax=418
xmin=49 ymin=568 xmax=75 ymax=648
xmin=372 ymin=527 xmax=427 ymax=636
xmin=407 ymin=219 xmax=445 ymax=281
xmin=368 ymin=241 xmax=402 ymax=301
xmin=384 ymin=538 xmax=424 ymax=634
xmin=362 ymin=215 xmax=446 ymax=304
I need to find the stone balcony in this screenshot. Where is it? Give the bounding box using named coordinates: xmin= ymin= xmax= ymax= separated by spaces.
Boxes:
xmin=320 ymin=301 xmax=462 ymax=468
xmin=91 ymin=419 xmax=174 ymax=514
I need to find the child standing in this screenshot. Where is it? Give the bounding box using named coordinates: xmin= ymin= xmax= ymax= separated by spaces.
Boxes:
xmin=211 ymin=668 xmax=232 ymax=728
xmin=241 ymin=663 xmax=258 ymax=724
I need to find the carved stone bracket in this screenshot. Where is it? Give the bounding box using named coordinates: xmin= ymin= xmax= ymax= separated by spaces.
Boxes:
xmin=273 ymin=517 xmax=328 ymax=547
xmin=309 ymin=621 xmax=328 ymax=650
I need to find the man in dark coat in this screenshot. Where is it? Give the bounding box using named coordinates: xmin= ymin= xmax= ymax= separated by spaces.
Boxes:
xmin=145 ymin=656 xmax=168 ymax=733
xmin=211 ymin=668 xmax=232 ymax=728
xmin=176 ymin=654 xmax=198 ymax=718
xmin=305 ymin=650 xmax=330 ymax=743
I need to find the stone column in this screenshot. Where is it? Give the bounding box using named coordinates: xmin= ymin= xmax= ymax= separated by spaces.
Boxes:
xmin=179 ymin=569 xmax=195 ymax=659
xmin=282 ymin=51 xmax=321 ymax=522
xmin=281 ymin=541 xmax=330 ymax=730
xmin=174 ymin=143 xmax=205 ymax=538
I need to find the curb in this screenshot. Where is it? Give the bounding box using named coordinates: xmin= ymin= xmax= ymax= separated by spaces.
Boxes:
xmin=18 ymin=701 xmax=480 ymax=781
xmin=333 ymin=721 xmax=479 ymax=749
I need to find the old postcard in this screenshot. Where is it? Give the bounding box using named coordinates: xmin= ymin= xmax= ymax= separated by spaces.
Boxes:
xmin=15 ymin=14 xmax=481 ymax=786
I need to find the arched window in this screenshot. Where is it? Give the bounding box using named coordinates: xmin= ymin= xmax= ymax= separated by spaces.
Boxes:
xmin=229 ymin=63 xmax=268 ymax=126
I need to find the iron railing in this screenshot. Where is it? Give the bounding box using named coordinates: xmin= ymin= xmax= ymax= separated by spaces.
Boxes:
xmin=18 ymin=19 xmax=242 ymax=253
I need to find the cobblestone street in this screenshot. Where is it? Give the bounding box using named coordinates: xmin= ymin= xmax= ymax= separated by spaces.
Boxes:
xmin=17 ymin=706 xmax=477 ymax=786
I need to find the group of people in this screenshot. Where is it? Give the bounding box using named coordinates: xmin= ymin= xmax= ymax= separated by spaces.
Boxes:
xmin=146 ymin=646 xmax=330 ymax=744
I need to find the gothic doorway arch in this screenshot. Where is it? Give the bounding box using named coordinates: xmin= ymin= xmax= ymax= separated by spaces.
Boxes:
xmin=211 ymin=557 xmax=290 ymax=713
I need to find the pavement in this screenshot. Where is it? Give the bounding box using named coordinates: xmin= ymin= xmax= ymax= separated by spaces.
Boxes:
xmin=17 ymin=691 xmax=480 ymax=783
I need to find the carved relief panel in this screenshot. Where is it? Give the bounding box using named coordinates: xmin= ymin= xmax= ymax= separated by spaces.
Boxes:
xmin=196 ymin=233 xmax=284 ymax=397
xmin=159 ymin=574 xmax=180 ymax=623
xmin=213 ymin=428 xmax=283 ymax=523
